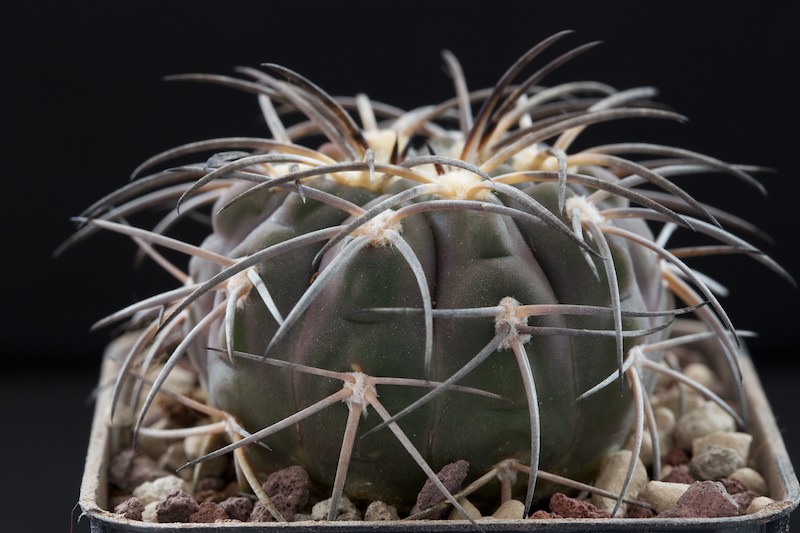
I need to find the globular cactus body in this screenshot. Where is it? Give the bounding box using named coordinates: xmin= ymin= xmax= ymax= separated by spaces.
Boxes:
xmin=206 ymin=177 xmax=666 ymax=504
xmin=70 ymin=31 xmax=792 ymax=518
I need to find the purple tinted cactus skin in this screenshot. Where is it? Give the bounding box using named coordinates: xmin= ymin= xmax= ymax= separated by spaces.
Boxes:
xmin=71 ymin=31 xmax=793 ymax=518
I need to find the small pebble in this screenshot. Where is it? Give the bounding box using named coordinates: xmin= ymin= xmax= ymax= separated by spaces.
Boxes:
xmin=188 ymin=501 xmax=228 ymax=523
xmin=311 ymin=495 xmax=360 ymax=521
xmin=746 ymin=496 xmax=777 ymax=514
xmin=720 ymin=476 xmax=749 ymax=494
xmin=652 ymin=387 xmax=705 ymax=420
xmin=638 ymin=480 xmax=690 ymax=513
xmin=732 ymin=490 xmax=760 ymax=512
xmin=654 ymin=407 xmax=677 ymax=459
xmin=108 ymin=448 xmax=171 ymax=493
xmin=491 ymin=499 xmax=524 ymax=519
xmin=447 ymin=498 xmax=481 ymax=521
xmin=658 ymin=481 xmax=739 ymax=518
xmin=591 ymin=450 xmax=649 ymax=515
xmin=692 ymin=431 xmax=752 ymax=463
xmin=624 ymin=430 xmax=654 ymax=467
xmin=550 ymin=492 xmax=611 ymax=519
xmin=261 ymin=465 xmax=310 ymax=521
xmin=142 ymin=501 xmax=159 ymax=523
xmin=626 ymin=504 xmax=656 ymax=518
xmin=364 ymin=500 xmax=400 ymax=521
xmin=730 ymin=467 xmax=768 ymax=495
xmin=675 ymin=401 xmax=736 ymax=450
xmin=410 ymin=459 xmax=469 ymax=518
xmin=689 ymin=444 xmax=744 ymax=480
xmin=661 ymin=463 xmax=696 ymax=484
xmin=155 ymin=488 xmax=200 ymax=523
xmin=113 ymin=497 xmax=144 ymax=520
xmin=682 ymin=363 xmax=717 ymax=389
xmin=249 ymin=501 xmax=282 ymax=522
xmin=133 ymin=475 xmax=191 ymax=505
xmin=664 ymin=446 xmax=690 ymax=467
xmin=219 ymin=496 xmax=254 ymax=521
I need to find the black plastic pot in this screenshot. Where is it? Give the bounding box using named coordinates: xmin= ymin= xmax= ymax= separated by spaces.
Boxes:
xmin=79 ymin=320 xmax=799 ymax=532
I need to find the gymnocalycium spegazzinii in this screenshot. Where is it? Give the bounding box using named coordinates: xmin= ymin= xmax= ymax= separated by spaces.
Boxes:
xmin=65 ymin=30 xmax=794 ymax=523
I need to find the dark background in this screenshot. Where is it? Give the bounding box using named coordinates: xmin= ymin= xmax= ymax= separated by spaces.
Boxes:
xmin=3 ymin=1 xmax=798 ymax=531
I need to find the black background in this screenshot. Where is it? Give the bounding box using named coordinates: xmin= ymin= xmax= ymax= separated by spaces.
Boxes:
xmin=3 ymin=1 xmax=799 ymax=531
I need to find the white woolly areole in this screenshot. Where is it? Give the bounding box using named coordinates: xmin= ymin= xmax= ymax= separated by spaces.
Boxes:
xmin=435 ymin=169 xmax=491 ymax=200
xmin=565 ymin=195 xmax=604 ymax=225
xmin=351 ymin=209 xmax=402 ymax=246
xmin=510 ymin=143 xmax=558 ymax=173
xmin=226 ymin=269 xmax=254 ymax=308
xmin=344 ymin=372 xmax=376 ymax=411
xmin=495 ymin=296 xmax=532 ymax=349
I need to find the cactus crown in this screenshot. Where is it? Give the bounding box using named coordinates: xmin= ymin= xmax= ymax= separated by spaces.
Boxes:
xmin=67 ymin=30 xmax=793 ymax=522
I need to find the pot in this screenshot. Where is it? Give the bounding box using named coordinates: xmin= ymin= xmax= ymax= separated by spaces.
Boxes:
xmin=78 ymin=320 xmax=799 ymax=532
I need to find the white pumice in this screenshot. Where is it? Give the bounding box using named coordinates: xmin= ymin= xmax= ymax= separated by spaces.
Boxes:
xmin=746 ymin=496 xmax=778 ymax=514
xmin=692 ymin=431 xmax=752 ymax=464
xmin=731 ymin=467 xmax=769 ymax=496
xmin=675 ymin=401 xmax=736 ymax=450
xmin=447 ymin=498 xmax=482 ymax=521
xmin=491 ymin=499 xmax=525 ymax=519
xmin=638 ymin=480 xmax=691 ymax=513
xmin=591 ymin=450 xmax=649 ymax=516
xmin=689 ymin=444 xmax=745 ymax=480
xmin=132 ymin=475 xmax=191 ymax=505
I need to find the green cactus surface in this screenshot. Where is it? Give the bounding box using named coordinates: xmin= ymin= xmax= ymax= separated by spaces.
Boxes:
xmin=70 ymin=30 xmax=793 ymax=520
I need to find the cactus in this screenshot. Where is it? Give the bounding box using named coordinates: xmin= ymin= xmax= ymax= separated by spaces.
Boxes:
xmin=68 ymin=30 xmax=792 ymax=521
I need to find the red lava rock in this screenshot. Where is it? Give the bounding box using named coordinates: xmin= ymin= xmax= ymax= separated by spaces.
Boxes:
xmin=113 ymin=497 xmax=144 ymax=520
xmin=626 ymin=504 xmax=656 ymax=519
xmin=255 ymin=465 xmax=310 ymax=521
xmin=219 ymin=496 xmax=255 ymax=521
xmin=657 ymin=480 xmax=739 ymax=518
xmin=665 ymin=446 xmax=691 ymax=467
xmin=530 ymin=509 xmax=561 ymax=519
xmin=732 ymin=490 xmax=760 ymax=514
xmin=720 ymin=477 xmax=749 ymax=495
xmin=189 ymin=501 xmax=228 ymax=523
xmin=156 ymin=488 xmax=200 ymax=523
xmin=662 ymin=463 xmax=696 ymax=484
xmin=249 ymin=501 xmax=282 ymax=522
xmin=549 ymin=492 xmax=612 ymax=519
xmin=411 ymin=460 xmax=470 ymax=519
xmin=108 ymin=448 xmax=171 ymax=493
